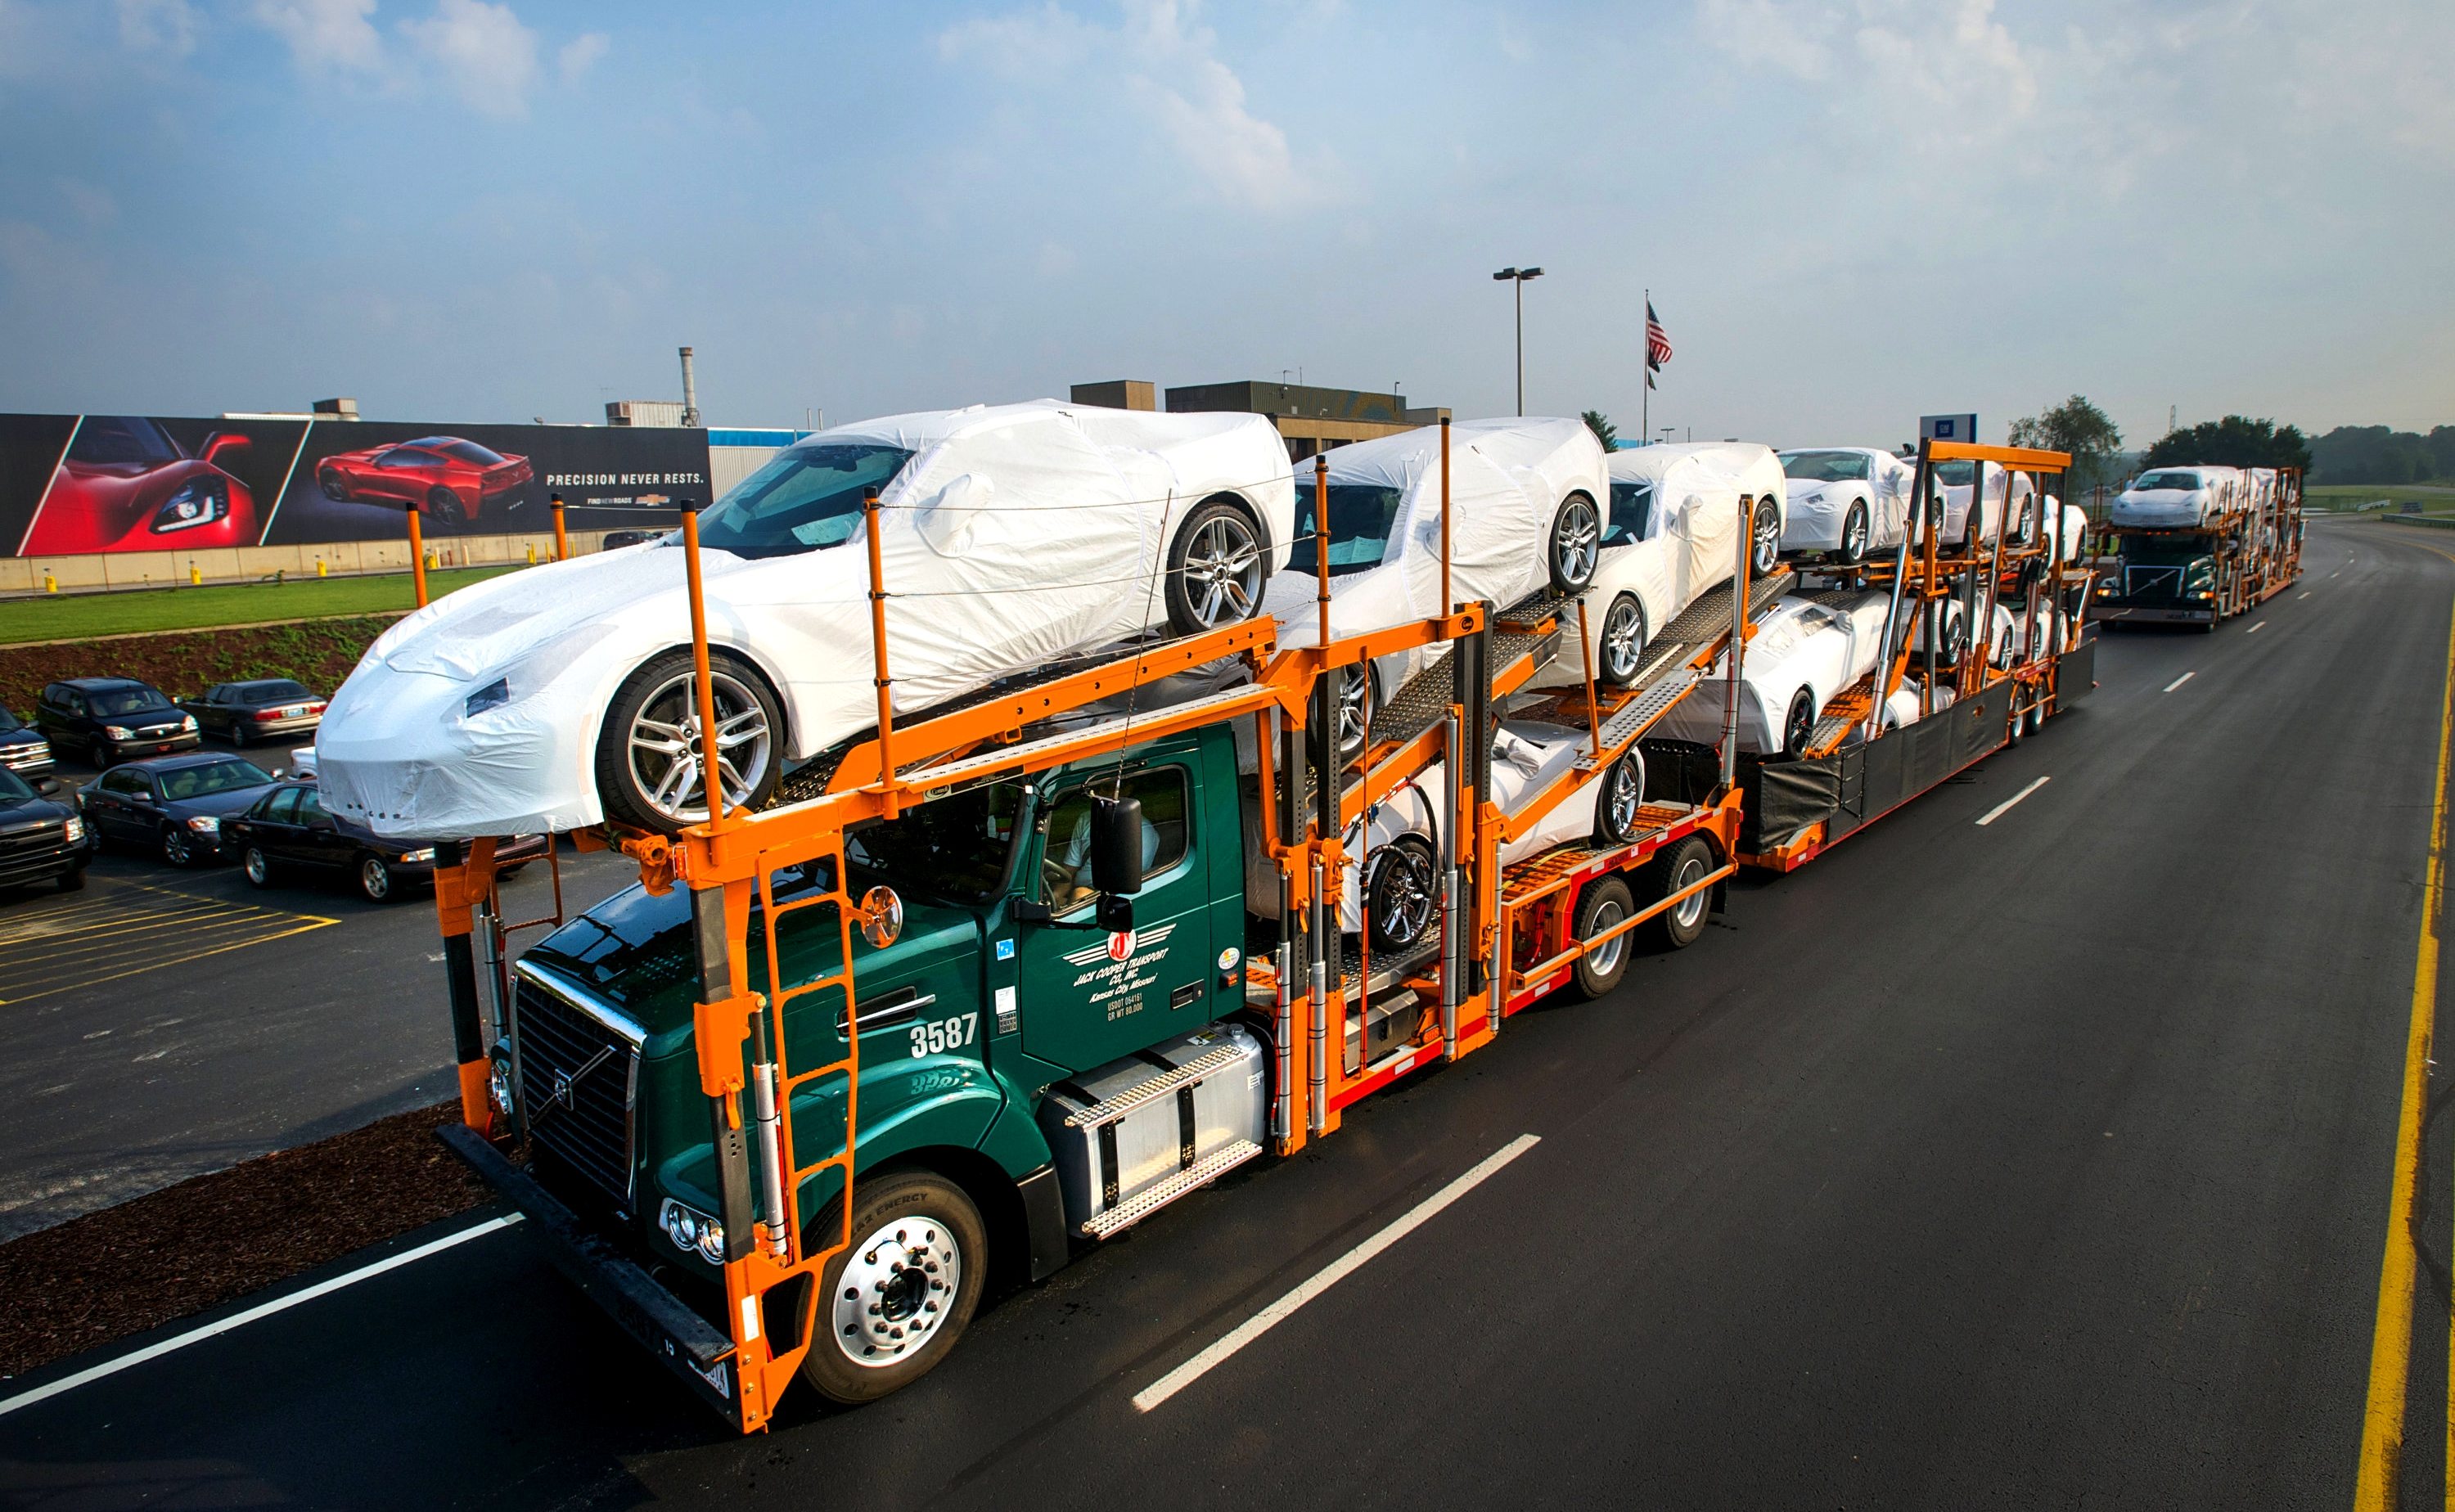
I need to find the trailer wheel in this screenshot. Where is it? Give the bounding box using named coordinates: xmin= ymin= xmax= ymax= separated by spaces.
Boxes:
xmin=1569 ymin=876 xmax=1635 ymax=999
xmin=801 ymin=1170 xmax=988 ymax=1406
xmin=1642 ymin=836 xmax=1714 ymax=952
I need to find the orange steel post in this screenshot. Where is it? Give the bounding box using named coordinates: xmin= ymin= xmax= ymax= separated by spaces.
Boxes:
xmin=1576 ymin=598 xmax=1602 ymax=758
xmin=863 ymin=487 xmax=901 ymax=818
xmin=677 ymin=501 xmax=728 ymax=837
xmin=550 ymin=492 xmax=570 ymax=562
xmin=1439 ymin=417 xmax=1453 ymax=614
xmin=437 ymin=836 xmax=498 ymax=1132
xmin=1314 ymin=454 xmax=1332 ymax=650
xmin=406 ymin=504 xmax=429 ymax=607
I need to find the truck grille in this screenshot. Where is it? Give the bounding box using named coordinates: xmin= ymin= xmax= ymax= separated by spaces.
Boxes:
xmin=515 ymin=973 xmax=640 ymax=1206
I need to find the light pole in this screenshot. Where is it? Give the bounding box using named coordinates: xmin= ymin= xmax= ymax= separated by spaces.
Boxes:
xmin=1493 ymin=266 xmax=1543 ymax=416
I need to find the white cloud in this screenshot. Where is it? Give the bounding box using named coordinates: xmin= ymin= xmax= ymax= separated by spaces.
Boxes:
xmin=557 ymin=30 xmax=607 ymax=83
xmin=1697 ymin=0 xmax=1832 ymax=79
xmin=399 ymin=0 xmax=539 ymax=117
xmin=250 ymin=0 xmax=382 ymax=74
xmin=939 ymin=0 xmax=1323 ymax=213
xmin=117 ymin=0 xmax=197 ymax=56
xmin=56 ymin=178 xmax=116 ymax=226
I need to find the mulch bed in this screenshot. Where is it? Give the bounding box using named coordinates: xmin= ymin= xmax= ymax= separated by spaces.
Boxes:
xmin=0 ymin=613 xmax=399 ymax=717
xmin=0 ymin=1101 xmax=490 ymax=1381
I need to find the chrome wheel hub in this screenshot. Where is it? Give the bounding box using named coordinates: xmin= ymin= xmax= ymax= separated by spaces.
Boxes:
xmin=361 ymin=858 xmax=388 ymax=898
xmin=1603 ymin=758 xmax=1641 ymax=839
xmin=1182 ymin=515 xmax=1263 ymax=627
xmin=1372 ymin=848 xmax=1436 ymax=947
xmin=1844 ymin=507 xmax=1869 ymax=559
xmin=834 ymin=1213 xmax=961 ymax=1367
xmin=628 ymin=670 xmax=772 ymax=823
xmin=1554 ymin=499 xmax=1601 ymax=584
xmin=1751 ymin=503 xmax=1781 ymax=574
xmin=1586 ymin=898 xmax=1628 ymax=976
xmin=1670 ymin=855 xmax=1709 ymax=929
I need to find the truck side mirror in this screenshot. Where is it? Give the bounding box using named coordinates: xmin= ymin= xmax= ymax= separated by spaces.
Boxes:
xmin=1089 ymin=795 xmax=1143 ymax=898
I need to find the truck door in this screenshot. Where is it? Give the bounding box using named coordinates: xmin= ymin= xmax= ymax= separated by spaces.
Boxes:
xmin=1014 ymin=760 xmax=1214 ymax=1075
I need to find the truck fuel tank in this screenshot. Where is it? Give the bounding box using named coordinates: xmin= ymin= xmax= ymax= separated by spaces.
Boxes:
xmin=1036 ymin=1022 xmax=1267 ymax=1240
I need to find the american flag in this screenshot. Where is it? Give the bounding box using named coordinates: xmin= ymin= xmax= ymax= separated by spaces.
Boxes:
xmin=1645 ymin=299 xmax=1673 ymax=387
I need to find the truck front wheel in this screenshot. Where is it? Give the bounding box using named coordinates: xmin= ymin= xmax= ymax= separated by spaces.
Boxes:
xmin=802 ymin=1170 xmax=988 ymax=1406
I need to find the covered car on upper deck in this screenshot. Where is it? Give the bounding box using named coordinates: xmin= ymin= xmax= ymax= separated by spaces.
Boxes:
xmin=2110 ymin=466 xmax=2242 ymax=529
xmin=314 ymin=401 xmax=1295 ymax=838
xmin=1777 ymin=447 xmax=1917 ymax=564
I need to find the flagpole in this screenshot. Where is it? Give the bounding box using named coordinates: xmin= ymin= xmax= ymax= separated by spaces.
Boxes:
xmin=1641 ymin=286 xmax=1649 ymax=446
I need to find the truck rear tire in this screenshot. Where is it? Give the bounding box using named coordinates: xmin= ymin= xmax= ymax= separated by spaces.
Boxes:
xmin=800 ymin=1169 xmax=988 ymax=1406
xmin=1642 ymin=836 xmax=1714 ymax=952
xmin=1569 ymin=876 xmax=1634 ymax=999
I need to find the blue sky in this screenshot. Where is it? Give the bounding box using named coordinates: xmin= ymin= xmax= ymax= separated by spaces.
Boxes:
xmin=1 ymin=0 xmax=2447 ymax=450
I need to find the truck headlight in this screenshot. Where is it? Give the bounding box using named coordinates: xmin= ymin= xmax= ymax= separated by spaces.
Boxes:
xmin=660 ymin=1199 xmax=726 ymax=1264
xmin=62 ymin=817 xmax=83 ymax=843
xmin=488 ymin=1054 xmax=514 ymax=1118
xmin=180 ymin=714 xmax=199 ymax=732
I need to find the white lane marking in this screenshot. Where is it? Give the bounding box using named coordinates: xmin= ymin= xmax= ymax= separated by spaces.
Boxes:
xmin=2331 ymin=572 xmax=2341 ymax=578
xmin=0 ymin=1214 xmax=521 ymax=1420
xmin=2299 ymin=592 xmax=2311 ymax=599
xmin=1133 ymin=1135 xmax=1540 ymax=1412
xmin=2164 ymin=672 xmax=2195 ymax=693
xmin=2246 ymin=622 xmax=2265 ymax=634
xmin=1976 ymin=776 xmax=2051 ymax=827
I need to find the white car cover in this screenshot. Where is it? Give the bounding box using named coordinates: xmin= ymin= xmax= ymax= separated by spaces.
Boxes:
xmin=1264 ymin=417 xmax=1607 ymax=703
xmin=1653 ymin=591 xmax=1893 ymax=754
xmin=2110 ymin=465 xmax=2246 ymax=529
xmin=1777 ymin=447 xmax=1916 ymax=559
xmin=1538 ymin=443 xmax=1784 ymax=691
xmin=318 ymin=401 xmax=1295 ymax=838
xmin=1936 ymin=460 xmax=2035 ymax=547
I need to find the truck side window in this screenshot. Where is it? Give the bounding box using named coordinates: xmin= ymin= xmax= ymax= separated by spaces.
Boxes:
xmin=1038 ymin=767 xmax=1188 ymax=913
xmin=843 ymin=781 xmax=1022 ymax=902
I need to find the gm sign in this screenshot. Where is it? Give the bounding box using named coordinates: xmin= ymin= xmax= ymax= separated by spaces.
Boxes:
xmin=1921 ymin=414 xmax=1979 ymax=443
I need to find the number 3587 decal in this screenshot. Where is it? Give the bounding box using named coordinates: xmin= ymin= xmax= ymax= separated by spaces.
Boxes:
xmin=908 ymin=1014 xmax=980 ymax=1059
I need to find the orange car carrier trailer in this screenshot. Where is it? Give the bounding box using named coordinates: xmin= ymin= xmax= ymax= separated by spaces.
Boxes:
xmin=2089 ymin=466 xmax=2304 ymax=630
xmin=417 ymin=431 xmax=2076 ymax=1431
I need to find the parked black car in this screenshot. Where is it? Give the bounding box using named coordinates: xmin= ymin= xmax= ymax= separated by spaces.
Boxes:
xmin=0 ymin=708 xmax=55 ymax=777
xmin=0 ymin=768 xmax=88 ymax=893
xmin=178 ymin=679 xmax=327 ymax=747
xmin=600 ymin=529 xmax=664 ymax=549
xmin=37 ymin=678 xmax=198 ymax=768
xmin=226 ymin=779 xmax=549 ymax=902
xmin=80 ymin=753 xmax=279 ymax=866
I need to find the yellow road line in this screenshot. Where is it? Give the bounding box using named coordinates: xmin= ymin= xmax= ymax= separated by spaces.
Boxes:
xmin=0 ymin=917 xmax=336 ymax=1007
xmin=2354 ymin=584 xmax=2455 ymax=1511
xmin=0 ymin=903 xmax=277 ymax=953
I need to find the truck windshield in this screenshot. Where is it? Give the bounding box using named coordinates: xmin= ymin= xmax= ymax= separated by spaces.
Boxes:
xmin=698 ymin=443 xmax=915 ymax=560
xmin=1293 ymin=481 xmax=1407 ymax=575
xmin=845 ymin=781 xmax=1024 ymax=903
xmin=1605 ymin=480 xmax=1654 ymax=546
xmin=1779 ymin=450 xmax=1872 ymax=483
xmin=2123 ymin=540 xmax=2214 ymax=565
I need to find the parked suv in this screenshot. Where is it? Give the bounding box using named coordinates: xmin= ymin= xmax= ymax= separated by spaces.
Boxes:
xmin=178 ymin=679 xmax=327 ymax=747
xmin=0 ymin=767 xmax=88 ymax=892
xmin=227 ymin=778 xmax=547 ymax=902
xmin=37 ymin=678 xmax=197 ymax=767
xmin=0 ymin=708 xmax=55 ymax=777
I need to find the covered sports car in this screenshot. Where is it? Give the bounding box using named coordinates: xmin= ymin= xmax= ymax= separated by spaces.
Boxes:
xmin=1264 ymin=417 xmax=1609 ymax=754
xmin=2110 ymin=466 xmax=2242 ymax=529
xmin=1777 ymin=447 xmax=1917 ymax=563
xmin=317 ymin=436 xmax=534 ymax=528
xmin=316 ymin=401 xmax=1295 ymax=837
xmin=23 ymin=416 xmax=256 ymax=554
xmin=1935 ymin=459 xmax=2035 ymax=548
xmin=1654 ymin=591 xmax=1893 ymax=756
xmin=1541 ymin=442 xmax=1786 ymax=691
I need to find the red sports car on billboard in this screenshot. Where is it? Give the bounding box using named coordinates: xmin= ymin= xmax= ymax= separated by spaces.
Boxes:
xmin=316 ymin=436 xmax=533 ymax=527
xmin=21 ymin=416 xmax=257 ymax=555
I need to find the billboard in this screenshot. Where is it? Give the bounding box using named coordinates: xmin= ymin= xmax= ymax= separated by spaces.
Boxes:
xmin=0 ymin=412 xmax=715 ymax=556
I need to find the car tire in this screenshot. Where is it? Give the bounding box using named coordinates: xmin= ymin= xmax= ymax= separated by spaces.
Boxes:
xmin=1333 ymin=664 xmax=1373 ymax=763
xmin=242 ymin=846 xmax=276 ymax=888
xmin=318 ymin=469 xmax=350 ymax=502
xmin=1782 ymin=688 xmax=1817 ymax=758
xmin=1162 ymin=498 xmax=1268 ymax=636
xmin=1642 ymin=835 xmax=1714 ymax=952
xmin=358 ymin=855 xmax=397 ymax=903
xmin=1363 ymin=835 xmax=1439 ymax=955
xmin=798 ymin=1169 xmax=988 ymax=1406
xmin=160 ymin=826 xmax=195 ymax=867
xmin=1839 ymin=501 xmax=1871 ymax=565
xmin=426 ymin=486 xmax=467 ymax=529
xmin=57 ymin=866 xmax=85 ymax=893
xmin=1569 ymin=876 xmax=1635 ymax=1000
xmin=1749 ymin=498 xmax=1782 ymax=578
xmin=1597 ymin=594 xmax=1647 ymax=687
xmin=596 ymin=648 xmax=785 ymax=835
xmin=1592 ymin=749 xmax=1646 ymax=845
xmin=1547 ymin=493 xmax=1601 ymax=593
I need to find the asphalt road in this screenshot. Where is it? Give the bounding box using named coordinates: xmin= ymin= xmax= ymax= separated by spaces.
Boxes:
xmin=5 ymin=520 xmax=2448 ymax=1509
xmin=0 ymin=825 xmax=639 ymax=1240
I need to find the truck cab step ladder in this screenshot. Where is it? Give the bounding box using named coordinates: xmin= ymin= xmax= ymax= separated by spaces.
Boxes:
xmin=1079 ymin=1139 xmax=1262 ymax=1240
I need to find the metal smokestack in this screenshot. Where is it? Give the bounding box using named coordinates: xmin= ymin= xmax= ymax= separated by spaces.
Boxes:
xmin=679 ymin=346 xmax=700 ymax=429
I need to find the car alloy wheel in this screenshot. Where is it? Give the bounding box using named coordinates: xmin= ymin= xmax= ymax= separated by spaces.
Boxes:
xmin=1169 ymin=503 xmax=1265 ymax=632
xmin=1364 ymin=838 xmax=1439 ymax=953
xmin=1783 ymin=689 xmax=1817 ymax=758
xmin=1335 ymin=664 xmax=1371 ymax=760
xmin=358 ymin=856 xmax=393 ymax=902
xmin=1549 ymin=494 xmax=1601 ymax=592
xmin=426 ymin=486 xmax=467 ymax=528
xmin=625 ymin=666 xmax=776 ymax=825
xmin=160 ymin=826 xmax=193 ymax=866
xmin=1750 ymin=500 xmax=1782 ymax=578
xmin=243 ymin=847 xmax=271 ymax=887
xmin=1841 ymin=502 xmax=1871 ymax=564
xmin=1595 ymin=750 xmax=1645 ymax=844
xmin=1599 ymin=595 xmax=1646 ymax=686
